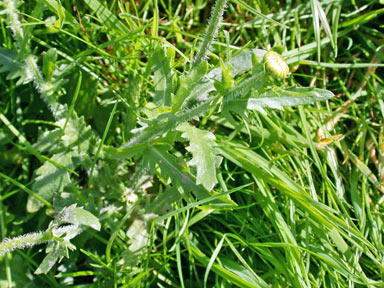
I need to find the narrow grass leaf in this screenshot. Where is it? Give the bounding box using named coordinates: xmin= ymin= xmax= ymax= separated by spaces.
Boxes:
xmin=83 ymin=0 xmax=129 ymax=33
xmin=189 ymin=244 xmax=263 ymax=288
xmin=315 ymin=0 xmax=335 ymax=51
xmin=204 ymin=234 xmax=226 ymax=288
xmin=231 ymin=0 xmax=288 ymax=29
xmin=310 ymin=0 xmax=321 ymax=62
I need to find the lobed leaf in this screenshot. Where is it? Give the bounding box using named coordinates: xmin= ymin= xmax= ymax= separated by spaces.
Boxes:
xmin=143 ymin=145 xmax=211 ymax=200
xmin=177 ymin=122 xmax=222 ymax=191
xmin=0 ymin=48 xmax=32 ymax=85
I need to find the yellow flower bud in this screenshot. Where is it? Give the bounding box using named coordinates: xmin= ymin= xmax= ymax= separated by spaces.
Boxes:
xmin=263 ymin=51 xmax=290 ymax=78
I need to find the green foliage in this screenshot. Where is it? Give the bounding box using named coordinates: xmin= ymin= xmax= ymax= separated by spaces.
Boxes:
xmin=1 ymin=0 xmax=383 ymax=286
xmin=27 ymin=152 xmax=74 ymax=213
xmin=177 ymin=122 xmax=221 ymax=191
xmin=143 ymin=145 xmax=213 ymax=200
xmin=172 ymin=61 xmax=208 ymax=112
xmin=152 ymin=47 xmax=173 ymax=107
xmin=247 ymin=86 xmax=335 ymax=110
xmin=0 ymin=48 xmax=32 ymax=84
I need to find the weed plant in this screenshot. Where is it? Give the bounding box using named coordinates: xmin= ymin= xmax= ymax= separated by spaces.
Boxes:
xmin=0 ymin=0 xmax=384 ymax=287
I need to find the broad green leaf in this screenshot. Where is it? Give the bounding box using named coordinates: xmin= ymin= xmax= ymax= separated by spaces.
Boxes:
xmin=64 ymin=71 xmax=97 ymax=120
xmin=214 ymin=59 xmax=234 ymax=95
xmin=152 ymin=48 xmax=172 ymax=106
xmin=104 ymin=143 xmax=148 ymax=159
xmin=115 ymin=50 xmax=267 ymax=153
xmin=208 ymin=49 xmax=267 ymax=81
xmin=33 ymin=109 xmax=96 ymax=157
xmin=58 ymin=205 xmax=101 ymax=231
xmin=177 ymin=122 xmax=221 ymax=191
xmin=246 ymin=86 xmax=334 ymax=110
xmin=143 ymin=145 xmax=234 ymax=205
xmin=27 ymin=152 xmax=74 ymax=213
xmin=115 ymin=99 xmax=216 ymax=156
xmin=126 ymin=219 xmax=149 ymax=252
xmin=0 ymin=255 xmax=30 ymax=286
xmin=186 ymin=49 xmax=267 ymax=108
xmin=119 ymin=218 xmax=150 ymax=268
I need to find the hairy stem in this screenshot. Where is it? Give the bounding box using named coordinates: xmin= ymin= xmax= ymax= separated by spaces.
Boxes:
xmin=4 ymin=0 xmax=63 ymax=118
xmin=0 ymin=231 xmax=53 ymax=256
xmin=194 ymin=0 xmax=228 ymax=65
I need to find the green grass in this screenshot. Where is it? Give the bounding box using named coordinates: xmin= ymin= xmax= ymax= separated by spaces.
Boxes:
xmin=0 ymin=0 xmax=384 ymax=287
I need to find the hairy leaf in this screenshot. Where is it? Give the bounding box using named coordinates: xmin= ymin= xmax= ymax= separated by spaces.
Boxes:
xmin=34 ymin=249 xmax=65 ymax=275
xmin=172 ymin=61 xmax=208 ymax=112
xmin=142 ymin=145 xmax=235 ymax=204
xmin=152 ymin=48 xmax=172 ymax=106
xmin=0 ymin=48 xmax=32 ymax=85
xmin=177 ymin=122 xmax=222 ymax=191
xmin=187 ymin=49 xmax=268 ymax=105
xmin=57 ymin=204 xmax=101 ymax=231
xmin=115 ymin=99 xmax=217 ymax=156
xmin=27 ymin=152 xmax=74 ymax=213
xmin=143 ymin=145 xmax=210 ymax=200
xmin=42 ymin=48 xmax=57 ymax=83
xmin=246 ymin=86 xmax=334 ymax=110
xmin=222 ymin=72 xmax=266 ymax=124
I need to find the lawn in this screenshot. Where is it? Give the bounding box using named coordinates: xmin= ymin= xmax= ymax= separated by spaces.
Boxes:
xmin=0 ymin=0 xmax=384 ymax=287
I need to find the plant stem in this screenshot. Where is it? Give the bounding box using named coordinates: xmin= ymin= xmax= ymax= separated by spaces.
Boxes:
xmin=0 ymin=231 xmax=53 ymax=256
xmin=4 ymin=0 xmax=62 ymax=118
xmin=194 ymin=0 xmax=228 ymax=65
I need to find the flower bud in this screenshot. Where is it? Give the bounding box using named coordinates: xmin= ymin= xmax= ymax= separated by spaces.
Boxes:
xmin=263 ymin=50 xmax=290 ymax=78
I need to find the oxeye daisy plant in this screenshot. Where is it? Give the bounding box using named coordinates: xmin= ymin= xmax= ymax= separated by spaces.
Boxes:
xmin=0 ymin=0 xmax=383 ymax=287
